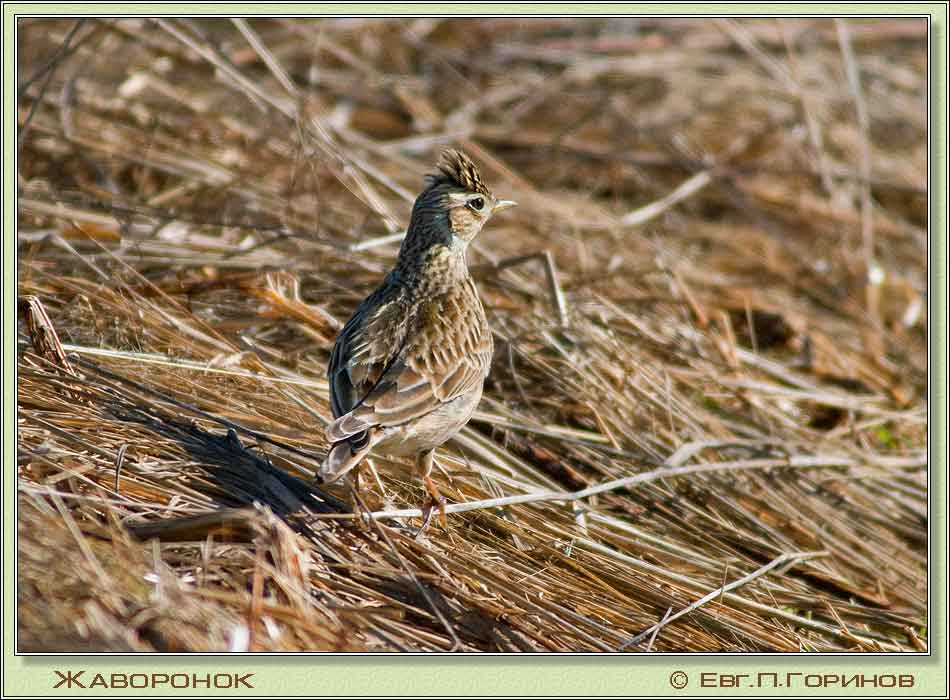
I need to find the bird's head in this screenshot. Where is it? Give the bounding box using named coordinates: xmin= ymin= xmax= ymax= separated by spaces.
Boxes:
xmin=403 ymin=149 xmax=516 ymax=255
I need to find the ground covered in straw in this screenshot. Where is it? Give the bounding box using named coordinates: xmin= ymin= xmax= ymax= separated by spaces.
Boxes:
xmin=17 ymin=17 xmax=927 ymax=652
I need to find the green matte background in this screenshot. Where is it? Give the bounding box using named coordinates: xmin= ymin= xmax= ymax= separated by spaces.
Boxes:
xmin=4 ymin=4 xmax=946 ymax=697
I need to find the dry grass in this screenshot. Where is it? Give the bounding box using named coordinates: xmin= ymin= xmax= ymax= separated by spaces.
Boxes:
xmin=16 ymin=17 xmax=927 ymax=653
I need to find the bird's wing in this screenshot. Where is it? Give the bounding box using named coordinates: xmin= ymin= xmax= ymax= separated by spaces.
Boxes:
xmin=326 ymin=278 xmax=492 ymax=444
xmin=327 ymin=281 xmax=411 ymax=420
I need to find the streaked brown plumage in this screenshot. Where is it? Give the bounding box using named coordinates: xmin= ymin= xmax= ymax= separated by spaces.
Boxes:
xmin=318 ymin=149 xmax=516 ymax=518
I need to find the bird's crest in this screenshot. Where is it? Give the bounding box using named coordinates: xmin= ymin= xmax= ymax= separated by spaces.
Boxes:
xmin=428 ymin=149 xmax=493 ymax=198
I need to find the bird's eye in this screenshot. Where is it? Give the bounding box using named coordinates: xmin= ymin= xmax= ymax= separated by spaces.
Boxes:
xmin=468 ymin=196 xmax=485 ymax=212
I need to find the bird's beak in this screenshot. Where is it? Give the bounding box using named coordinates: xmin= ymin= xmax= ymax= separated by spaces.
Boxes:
xmin=492 ymin=199 xmax=518 ymax=214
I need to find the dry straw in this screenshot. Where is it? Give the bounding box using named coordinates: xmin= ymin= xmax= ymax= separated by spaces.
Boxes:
xmin=17 ymin=17 xmax=926 ymax=652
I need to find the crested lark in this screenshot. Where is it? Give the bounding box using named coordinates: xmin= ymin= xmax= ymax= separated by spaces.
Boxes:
xmin=318 ymin=149 xmax=516 ymax=523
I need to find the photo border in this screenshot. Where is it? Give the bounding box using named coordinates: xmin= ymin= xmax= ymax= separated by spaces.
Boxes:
xmin=4 ymin=3 xmax=946 ymax=696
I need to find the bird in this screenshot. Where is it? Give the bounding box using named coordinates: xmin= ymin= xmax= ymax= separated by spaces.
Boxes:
xmin=317 ymin=148 xmax=516 ymax=529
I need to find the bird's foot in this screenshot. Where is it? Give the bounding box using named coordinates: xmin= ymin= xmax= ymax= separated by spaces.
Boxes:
xmin=347 ymin=467 xmax=372 ymax=530
xmin=413 ymin=474 xmax=447 ymax=540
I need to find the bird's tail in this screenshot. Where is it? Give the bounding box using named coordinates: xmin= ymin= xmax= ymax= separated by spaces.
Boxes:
xmin=317 ymin=429 xmax=386 ymax=484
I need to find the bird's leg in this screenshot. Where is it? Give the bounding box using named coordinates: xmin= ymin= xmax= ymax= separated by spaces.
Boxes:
xmin=420 ymin=450 xmax=448 ymax=528
xmin=415 ymin=450 xmax=446 ymax=539
xmin=346 ymin=463 xmax=369 ymax=529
